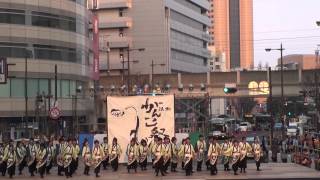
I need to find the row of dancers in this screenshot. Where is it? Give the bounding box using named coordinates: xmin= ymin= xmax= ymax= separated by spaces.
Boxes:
xmin=0 ymin=135 xmax=263 ymax=178
xmin=148 ymin=135 xmax=263 ymax=176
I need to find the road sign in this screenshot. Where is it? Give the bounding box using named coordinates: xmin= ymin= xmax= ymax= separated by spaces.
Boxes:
xmin=224 ymin=83 xmax=237 ymax=88
xmin=0 ymin=57 xmax=7 ymax=84
xmin=49 ymin=107 xmax=61 ymax=120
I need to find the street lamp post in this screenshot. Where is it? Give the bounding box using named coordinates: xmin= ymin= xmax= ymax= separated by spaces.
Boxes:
xmin=265 ymin=43 xmax=285 ymax=138
xmin=316 ymin=45 xmax=320 ymax=68
xmin=24 ymin=51 xmax=28 ymax=137
xmin=41 ymin=91 xmax=52 ymax=135
xmin=150 ymin=60 xmax=165 ymax=91
xmin=122 ymin=47 xmax=145 ymax=94
xmin=71 ymin=86 xmax=83 ymax=135
xmin=24 ymin=48 xmax=34 ymax=138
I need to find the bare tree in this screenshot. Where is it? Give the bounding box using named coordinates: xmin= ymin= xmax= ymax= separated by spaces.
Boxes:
xmin=257 ymin=61 xmax=262 ymax=70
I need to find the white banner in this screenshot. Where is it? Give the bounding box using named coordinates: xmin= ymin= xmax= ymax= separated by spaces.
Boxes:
xmin=107 ymin=95 xmax=175 ymax=162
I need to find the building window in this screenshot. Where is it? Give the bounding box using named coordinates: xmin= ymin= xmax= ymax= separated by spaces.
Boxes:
xmin=119 ymin=28 xmax=124 ymax=37
xmin=70 ymin=81 xmax=76 ymax=96
xmin=0 ymin=9 xmax=88 ymax=36
xmin=215 ymin=65 xmax=220 ymax=70
xmin=39 ymin=79 xmax=49 ymax=95
xmin=0 ymin=9 xmax=25 ymax=24
xmin=69 ymin=0 xmax=87 ymax=6
xmin=0 ymin=79 xmax=10 ymax=97
xmin=27 ymin=79 xmax=39 ymax=97
xmin=203 ymin=58 xmax=208 ymax=66
xmin=11 ymin=79 xmax=25 ymax=97
xmin=1 ymin=78 xmax=79 ymax=98
xmin=203 ymin=25 xmax=207 ymax=31
xmin=51 ymin=80 xmax=61 ymax=98
xmin=203 ymin=42 xmax=207 ymax=48
xmin=210 ymin=62 xmax=213 ymax=65
xmin=215 ymin=57 xmax=219 ymax=62
xmin=119 ymin=8 xmax=124 ymax=17
xmin=120 ymin=53 xmax=124 ymax=60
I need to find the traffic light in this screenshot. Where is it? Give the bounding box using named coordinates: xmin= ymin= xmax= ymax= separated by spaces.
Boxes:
xmin=223 ymin=87 xmax=237 ymax=94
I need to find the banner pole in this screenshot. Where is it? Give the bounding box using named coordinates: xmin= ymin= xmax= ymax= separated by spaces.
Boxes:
xmin=106 ymin=95 xmax=108 ymax=137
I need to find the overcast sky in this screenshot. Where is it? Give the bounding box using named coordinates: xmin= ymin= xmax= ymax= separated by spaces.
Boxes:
xmin=253 ymin=0 xmax=320 ymax=67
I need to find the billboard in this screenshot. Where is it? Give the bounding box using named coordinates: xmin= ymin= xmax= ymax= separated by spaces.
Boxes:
xmin=107 ymin=95 xmax=175 ymax=162
xmin=0 ymin=57 xmax=7 ymax=84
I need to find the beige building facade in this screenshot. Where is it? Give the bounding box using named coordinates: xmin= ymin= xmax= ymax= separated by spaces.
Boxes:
xmin=0 ymin=0 xmax=95 ymax=138
xmin=91 ymin=0 xmax=211 ymax=75
xmin=208 ymin=0 xmax=254 ymax=70
xmin=280 ymin=54 xmax=320 ymax=70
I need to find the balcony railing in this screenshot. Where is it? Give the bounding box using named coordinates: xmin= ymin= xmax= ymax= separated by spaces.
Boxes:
xmin=99 ymin=0 xmax=131 ymax=9
xmin=99 ymin=17 xmax=132 ymax=29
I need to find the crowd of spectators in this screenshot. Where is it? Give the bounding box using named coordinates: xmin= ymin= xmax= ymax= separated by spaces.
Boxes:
xmin=269 ymin=134 xmax=320 ymax=170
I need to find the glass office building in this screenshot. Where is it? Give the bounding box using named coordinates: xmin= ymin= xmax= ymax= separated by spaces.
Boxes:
xmin=0 ymin=0 xmax=94 ymax=138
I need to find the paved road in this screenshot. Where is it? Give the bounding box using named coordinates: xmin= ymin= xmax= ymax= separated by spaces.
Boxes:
xmin=3 ymin=163 xmax=319 ymax=180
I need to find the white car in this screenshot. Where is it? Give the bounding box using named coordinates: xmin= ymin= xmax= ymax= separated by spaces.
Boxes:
xmin=239 ymin=122 xmax=252 ymax=132
xmin=212 ymin=131 xmax=222 ymax=136
xmin=287 ymin=126 xmax=298 ymax=136
xmin=211 ymin=131 xmax=227 ymax=138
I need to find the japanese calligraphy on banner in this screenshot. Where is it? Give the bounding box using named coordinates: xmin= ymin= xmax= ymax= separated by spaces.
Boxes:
xmin=107 ymin=95 xmax=175 ymax=162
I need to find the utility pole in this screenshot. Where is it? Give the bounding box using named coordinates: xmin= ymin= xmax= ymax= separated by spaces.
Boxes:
xmin=75 ymin=95 xmax=78 ymax=134
xmin=54 ymin=64 xmax=60 ymax=135
xmin=24 ymin=52 xmax=28 ymax=138
xmin=72 ymin=95 xmax=78 ymax=136
xmin=107 ymin=42 xmax=110 ymax=74
xmin=150 ymin=60 xmax=165 ymax=91
xmin=265 ymin=43 xmax=285 ymax=138
xmin=127 ymin=48 xmax=130 ymax=94
xmin=121 ymin=56 xmax=125 ymax=86
xmin=268 ymin=67 xmax=274 ymax=140
xmin=48 ymin=79 xmax=51 ymax=135
xmin=315 ymin=72 xmax=319 ymax=132
xmin=123 ymin=47 xmax=145 ymax=94
xmin=151 ymin=60 xmax=154 ymax=90
xmin=55 ymin=65 xmax=57 ymax=102
xmin=280 ymin=43 xmax=285 ymax=138
xmin=316 ymin=49 xmax=319 ymax=68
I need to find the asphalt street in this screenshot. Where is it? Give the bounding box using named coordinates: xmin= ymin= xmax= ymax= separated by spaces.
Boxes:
xmin=2 ymin=162 xmax=319 ymax=180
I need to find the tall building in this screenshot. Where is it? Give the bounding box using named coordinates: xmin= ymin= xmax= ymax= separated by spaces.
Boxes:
xmin=90 ymin=0 xmax=211 ymax=75
xmin=208 ymin=46 xmax=226 ymax=72
xmin=0 ymin=0 xmax=94 ymax=138
xmin=208 ymin=0 xmax=254 ymax=70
